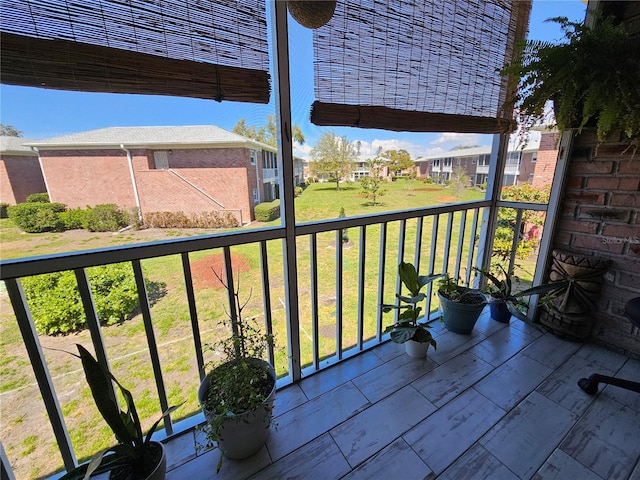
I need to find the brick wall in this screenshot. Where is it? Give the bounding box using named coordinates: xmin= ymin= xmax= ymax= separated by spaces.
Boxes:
xmin=0 ymin=154 xmax=47 ymax=204
xmin=551 ymin=129 xmax=640 ymax=357
xmin=39 ymin=147 xmax=256 ymax=222
xmin=532 ymin=132 xmax=559 ymax=188
xmin=39 ymin=150 xmax=136 ymax=208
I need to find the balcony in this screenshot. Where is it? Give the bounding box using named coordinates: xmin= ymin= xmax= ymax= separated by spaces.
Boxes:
xmin=164 ymin=314 xmax=640 ymax=479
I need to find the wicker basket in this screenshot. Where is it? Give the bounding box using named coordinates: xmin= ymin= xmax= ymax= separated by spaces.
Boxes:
xmin=287 ymin=1 xmax=337 ymax=29
xmin=539 ymin=250 xmax=609 ymax=340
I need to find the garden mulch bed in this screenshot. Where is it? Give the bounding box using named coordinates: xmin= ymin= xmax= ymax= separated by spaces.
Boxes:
xmin=190 ymin=253 xmax=250 ymax=289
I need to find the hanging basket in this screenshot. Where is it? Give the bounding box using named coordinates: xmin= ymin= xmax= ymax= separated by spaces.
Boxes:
xmin=287 ymin=1 xmax=337 ymax=29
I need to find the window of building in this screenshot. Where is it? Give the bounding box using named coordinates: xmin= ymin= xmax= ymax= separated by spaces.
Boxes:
xmin=531 ymin=153 xmax=537 ymax=163
xmin=253 ymin=188 xmax=259 ymax=203
xmin=250 ymin=150 xmax=257 ymax=165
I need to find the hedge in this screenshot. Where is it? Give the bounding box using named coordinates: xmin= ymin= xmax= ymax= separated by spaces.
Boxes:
xmin=7 ymin=202 xmax=67 ymax=232
xmin=22 ymin=263 xmax=140 ymax=335
xmin=254 ymin=200 xmax=280 ymax=222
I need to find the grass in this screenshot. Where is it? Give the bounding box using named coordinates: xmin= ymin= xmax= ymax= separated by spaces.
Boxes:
xmin=1 ymin=181 xmax=545 ymax=479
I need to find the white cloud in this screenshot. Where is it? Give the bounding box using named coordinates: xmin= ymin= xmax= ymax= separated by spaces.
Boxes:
xmin=353 ymin=138 xmax=445 ymax=160
xmin=430 ymin=132 xmax=483 ymax=146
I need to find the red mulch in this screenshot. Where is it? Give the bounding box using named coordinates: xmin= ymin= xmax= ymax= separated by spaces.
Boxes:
xmin=190 ymin=253 xmax=250 ymax=289
xmin=414 ymin=187 xmax=441 ymax=192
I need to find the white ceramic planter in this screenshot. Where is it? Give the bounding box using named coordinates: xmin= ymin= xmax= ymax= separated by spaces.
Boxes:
xmin=405 ymin=339 xmax=430 ymax=358
xmin=198 ymin=359 xmax=276 ymax=460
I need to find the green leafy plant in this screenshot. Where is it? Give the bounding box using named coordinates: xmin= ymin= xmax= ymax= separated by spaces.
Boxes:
xmin=437 ymin=273 xmax=486 ymax=305
xmin=474 ymin=264 xmax=569 ymax=322
xmin=382 ymin=262 xmax=441 ymax=346
xmin=254 ymin=200 xmax=280 ymax=222
xmin=84 ymin=204 xmax=129 ymax=232
xmin=199 ymin=270 xmax=275 ymax=472
xmin=60 ymin=344 xmax=179 ymax=480
xmin=26 ymin=193 xmax=50 ymax=203
xmin=501 ymin=16 xmax=640 ymax=152
xmin=22 ymin=264 xmax=153 ymax=335
xmin=7 ymin=202 xmax=67 ymax=232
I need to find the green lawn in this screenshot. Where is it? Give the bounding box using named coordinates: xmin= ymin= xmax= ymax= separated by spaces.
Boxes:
xmin=1 ymin=181 xmax=497 ymax=478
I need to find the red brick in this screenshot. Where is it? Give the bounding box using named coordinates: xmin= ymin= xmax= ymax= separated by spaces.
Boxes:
xmin=618 ymin=160 xmax=640 ymax=175
xmin=570 ymin=160 xmax=614 ymax=175
xmin=602 ymin=223 xmax=640 ymax=239
xmin=553 ymin=232 xmax=572 ymax=246
xmin=565 ymin=192 xmax=606 ymax=205
xmin=610 ymin=193 xmax=639 ymax=207
xmin=586 ymin=176 xmax=640 ymax=191
xmin=559 ymin=219 xmax=599 ymax=234
xmin=595 ymin=144 xmax=631 ymax=157
xmin=566 ymin=176 xmax=583 ymax=188
xmin=573 ymin=233 xmax=625 ymax=254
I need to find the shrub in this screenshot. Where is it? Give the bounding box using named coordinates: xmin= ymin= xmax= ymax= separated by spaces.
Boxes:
xmin=144 ymin=211 xmax=240 ymax=228
xmin=59 ymin=208 xmax=88 ymax=230
xmin=22 ymin=263 xmax=141 ymax=335
xmin=84 ymin=204 xmax=128 ymax=232
xmin=294 ymin=186 xmax=303 ymax=196
xmin=0 ymin=202 xmax=9 ymax=218
xmin=254 ymin=200 xmax=280 ymax=222
xmin=7 ymin=202 xmax=66 ymax=232
xmin=26 ymin=193 xmax=50 ymax=203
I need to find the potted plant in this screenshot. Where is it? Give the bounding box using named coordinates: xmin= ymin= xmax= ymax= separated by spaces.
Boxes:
xmin=501 ymin=15 xmax=640 ymax=153
xmin=437 ymin=274 xmax=487 ymax=334
xmin=197 ymin=270 xmax=276 ymax=473
xmin=474 ymin=265 xmax=569 ymax=324
xmin=60 ymin=344 xmax=178 ymax=480
xmin=382 ymin=262 xmax=441 ymax=358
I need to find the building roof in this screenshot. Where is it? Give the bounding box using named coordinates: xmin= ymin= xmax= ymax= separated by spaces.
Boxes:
xmin=0 ymin=136 xmax=38 ymax=155
xmin=25 ymin=125 xmax=275 ymax=151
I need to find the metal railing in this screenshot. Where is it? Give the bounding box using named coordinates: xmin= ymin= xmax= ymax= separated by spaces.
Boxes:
xmin=1 ymin=199 xmax=494 ymax=478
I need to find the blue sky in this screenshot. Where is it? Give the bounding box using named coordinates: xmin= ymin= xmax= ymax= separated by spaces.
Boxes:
xmin=0 ymin=0 xmax=586 ymax=159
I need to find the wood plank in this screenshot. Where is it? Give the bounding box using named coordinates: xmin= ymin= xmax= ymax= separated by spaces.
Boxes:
xmin=404 ymin=388 xmax=505 ymax=474
xmin=480 ymin=391 xmax=578 ymax=479
xmin=331 ymin=385 xmax=436 ymax=467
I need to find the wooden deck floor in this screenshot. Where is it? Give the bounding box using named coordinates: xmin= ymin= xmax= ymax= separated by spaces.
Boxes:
xmin=163 ymin=312 xmax=640 ymax=480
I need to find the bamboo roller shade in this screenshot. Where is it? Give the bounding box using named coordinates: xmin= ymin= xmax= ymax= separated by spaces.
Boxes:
xmin=311 ymin=0 xmax=531 ymax=134
xmin=0 ymin=0 xmax=271 ymax=103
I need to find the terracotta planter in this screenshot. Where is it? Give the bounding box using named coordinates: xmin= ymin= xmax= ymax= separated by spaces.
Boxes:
xmin=404 ymin=339 xmax=430 ymax=358
xmin=539 ymin=250 xmax=609 ymax=340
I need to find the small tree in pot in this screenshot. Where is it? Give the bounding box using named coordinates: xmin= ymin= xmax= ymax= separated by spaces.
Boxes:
xmin=198 ymin=269 xmax=275 ymax=473
xmin=383 ymin=262 xmax=441 ymax=358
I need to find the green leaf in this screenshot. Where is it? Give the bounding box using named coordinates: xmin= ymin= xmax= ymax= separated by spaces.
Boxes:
xmin=398 ymin=262 xmax=419 ymax=296
xmin=389 ymin=326 xmax=417 ymax=343
xmin=417 ymin=273 xmax=443 ymax=289
xmin=76 ymin=345 xmax=135 ymax=446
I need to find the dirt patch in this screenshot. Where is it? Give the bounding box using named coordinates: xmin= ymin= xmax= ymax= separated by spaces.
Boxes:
xmin=415 ymin=187 xmax=441 ymax=192
xmin=437 ymin=195 xmax=459 ymax=203
xmin=190 ymin=253 xmax=250 ymax=289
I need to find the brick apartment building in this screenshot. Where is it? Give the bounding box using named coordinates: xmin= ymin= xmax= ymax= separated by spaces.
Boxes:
xmin=0 ymin=136 xmax=46 ymax=204
xmin=15 ymin=126 xmax=304 ymax=224
xmin=416 ymin=131 xmax=559 ymax=187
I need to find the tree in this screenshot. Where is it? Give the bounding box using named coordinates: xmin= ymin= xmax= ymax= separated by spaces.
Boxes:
xmin=1 ymin=124 xmax=23 ymax=137
xmin=359 ymin=156 xmax=387 ymax=206
xmin=233 ymin=115 xmax=305 ymax=148
xmin=309 ymin=132 xmax=356 ymax=190
xmin=381 ymin=149 xmax=414 ymax=175
xmin=450 ymin=166 xmax=470 ymax=198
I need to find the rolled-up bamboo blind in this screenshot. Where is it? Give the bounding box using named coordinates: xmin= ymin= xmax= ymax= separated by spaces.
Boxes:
xmin=311 ymin=0 xmax=531 ymax=133
xmin=0 ymin=0 xmax=270 ymax=103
